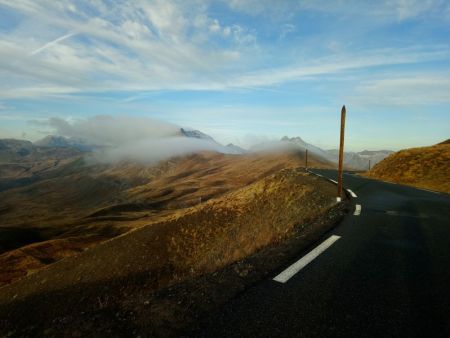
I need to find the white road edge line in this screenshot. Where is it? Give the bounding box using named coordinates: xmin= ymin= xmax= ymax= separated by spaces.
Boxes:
xmin=347 ymin=189 xmax=357 ymax=198
xmin=354 ymin=204 xmax=362 ymax=216
xmin=329 ymin=179 xmax=338 ymax=184
xmin=273 ymin=235 xmax=341 ymax=284
xmin=420 ymin=188 xmax=439 ymax=194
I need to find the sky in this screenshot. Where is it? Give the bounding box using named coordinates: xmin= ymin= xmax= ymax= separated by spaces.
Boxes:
xmin=0 ymin=0 xmax=449 ymax=151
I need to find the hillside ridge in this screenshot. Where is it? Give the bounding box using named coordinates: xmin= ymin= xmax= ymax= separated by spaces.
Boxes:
xmin=367 ymin=140 xmax=450 ymax=194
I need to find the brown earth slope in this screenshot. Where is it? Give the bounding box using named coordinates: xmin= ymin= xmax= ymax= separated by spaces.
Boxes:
xmin=0 ymin=165 xmax=344 ymax=337
xmin=0 ymin=150 xmax=333 ymax=287
xmin=0 ymin=167 xmax=338 ymax=305
xmin=367 ymin=140 xmax=450 ymax=194
xmin=0 ymin=139 xmax=84 ymax=192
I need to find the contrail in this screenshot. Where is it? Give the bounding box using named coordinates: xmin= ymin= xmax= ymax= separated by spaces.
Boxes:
xmin=30 ymin=31 xmax=77 ymax=55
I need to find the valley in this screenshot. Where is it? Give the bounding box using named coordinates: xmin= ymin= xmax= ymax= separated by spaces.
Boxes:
xmin=0 ymin=139 xmax=333 ymax=287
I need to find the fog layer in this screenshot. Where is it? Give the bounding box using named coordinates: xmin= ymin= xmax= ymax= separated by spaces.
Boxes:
xmin=47 ymin=116 xmax=226 ymax=163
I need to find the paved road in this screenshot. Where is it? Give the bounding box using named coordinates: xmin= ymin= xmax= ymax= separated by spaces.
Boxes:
xmin=190 ymin=170 xmax=450 ymax=337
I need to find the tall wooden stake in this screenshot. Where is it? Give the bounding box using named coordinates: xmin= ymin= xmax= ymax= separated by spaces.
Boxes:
xmin=337 ymin=105 xmax=346 ymax=198
xmin=305 ymin=149 xmax=308 ymax=170
xmin=368 ymin=159 xmax=371 ymax=171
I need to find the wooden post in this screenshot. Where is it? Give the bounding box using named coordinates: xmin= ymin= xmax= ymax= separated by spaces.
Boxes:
xmin=337 ymin=105 xmax=346 ymax=198
xmin=305 ymin=149 xmax=308 ymax=170
xmin=368 ymin=159 xmax=371 ymax=171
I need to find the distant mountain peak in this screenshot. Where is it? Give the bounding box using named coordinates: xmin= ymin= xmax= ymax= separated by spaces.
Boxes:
xmin=35 ymin=135 xmax=71 ymax=147
xmin=225 ymin=143 xmax=247 ymax=154
xmin=179 ymin=128 xmax=214 ymax=141
xmin=281 ymin=136 xmax=306 ymax=144
xmin=35 ymin=135 xmax=93 ymax=152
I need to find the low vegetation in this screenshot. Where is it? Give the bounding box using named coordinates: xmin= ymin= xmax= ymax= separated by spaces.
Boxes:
xmin=367 ymin=140 xmax=450 ymax=194
xmin=166 ymin=169 xmax=334 ymax=277
xmin=0 ymin=167 xmax=337 ymax=307
xmin=0 ymin=150 xmax=333 ymax=287
xmin=0 ymin=143 xmax=340 ymax=336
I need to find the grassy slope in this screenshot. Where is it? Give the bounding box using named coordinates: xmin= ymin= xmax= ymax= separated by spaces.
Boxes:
xmin=367 ymin=141 xmax=450 ymax=194
xmin=0 ymin=150 xmax=333 ymax=287
xmin=0 ymin=168 xmax=337 ymax=307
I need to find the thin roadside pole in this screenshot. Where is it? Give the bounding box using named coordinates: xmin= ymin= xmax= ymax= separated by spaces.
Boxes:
xmin=337 ymin=105 xmax=346 ymax=199
xmin=305 ymin=149 xmax=308 ymax=170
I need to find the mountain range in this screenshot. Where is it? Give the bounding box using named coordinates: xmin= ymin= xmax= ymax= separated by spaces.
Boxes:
xmin=0 ymin=138 xmax=82 ymax=163
xmin=0 ymin=127 xmax=392 ymax=176
xmin=34 ymin=135 xmax=95 ymax=152
xmin=278 ymin=136 xmax=393 ymax=170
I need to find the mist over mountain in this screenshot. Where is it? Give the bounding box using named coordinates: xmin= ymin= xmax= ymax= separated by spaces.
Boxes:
xmin=326 ymin=149 xmax=394 ymax=170
xmin=226 ymin=143 xmax=247 ymax=154
xmin=36 ymin=116 xmax=240 ymax=164
xmin=0 ymin=139 xmax=84 ymax=192
xmin=0 ymin=139 xmax=82 ymax=164
xmin=5 ymin=114 xmax=393 ymax=170
xmin=179 ymin=128 xmax=216 ymax=142
xmin=46 ymin=116 xmax=180 ymax=146
xmin=0 ymin=139 xmax=35 ymax=162
xmin=272 ymin=136 xmax=393 ymax=170
xmin=34 ymin=136 xmax=95 ymax=152
xmin=279 ymin=136 xmax=330 ymax=159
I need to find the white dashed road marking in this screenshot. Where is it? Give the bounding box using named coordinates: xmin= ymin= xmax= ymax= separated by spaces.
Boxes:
xmin=273 ymin=235 xmax=341 ymax=283
xmin=347 ymin=189 xmax=357 ymax=198
xmin=354 ymin=204 xmax=362 ymax=216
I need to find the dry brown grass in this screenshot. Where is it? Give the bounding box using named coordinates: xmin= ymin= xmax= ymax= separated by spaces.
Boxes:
xmin=0 ymin=237 xmax=101 ymax=286
xmin=0 ymin=150 xmax=333 ymax=287
xmin=0 ymin=168 xmax=336 ymax=304
xmin=367 ymin=142 xmax=450 ymax=194
xmin=166 ymin=169 xmax=334 ymax=277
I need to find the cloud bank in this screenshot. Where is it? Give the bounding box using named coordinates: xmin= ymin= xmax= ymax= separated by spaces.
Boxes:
xmin=1 ymin=0 xmax=449 ymax=99
xmin=46 ymin=115 xmax=227 ymax=163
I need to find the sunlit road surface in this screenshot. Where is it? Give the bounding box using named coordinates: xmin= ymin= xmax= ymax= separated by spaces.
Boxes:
xmin=191 ymin=169 xmax=450 ymax=337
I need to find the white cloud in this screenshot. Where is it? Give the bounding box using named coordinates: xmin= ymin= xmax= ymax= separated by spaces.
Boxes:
xmin=229 ymin=46 xmax=450 ymax=88
xmin=47 ymin=115 xmax=180 ymax=145
xmin=350 ymin=74 xmax=450 ymax=106
xmin=43 ymin=115 xmax=229 ymax=163
xmin=384 ymin=0 xmax=438 ymax=20
xmin=0 ymin=1 xmax=260 ymax=97
xmin=445 ymin=3 xmax=450 ymax=19
xmin=121 ymin=20 xmax=151 ymax=40
xmin=0 ymin=0 xmax=448 ymax=100
xmin=209 ymin=19 xmax=221 ymax=33
xmin=225 ymin=0 xmax=298 ymax=19
xmin=280 ymin=24 xmax=295 ymax=39
xmin=226 ymin=0 xmax=442 ymax=20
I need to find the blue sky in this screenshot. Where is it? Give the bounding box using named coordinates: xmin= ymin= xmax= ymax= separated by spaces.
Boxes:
xmin=0 ymin=0 xmax=449 ymax=151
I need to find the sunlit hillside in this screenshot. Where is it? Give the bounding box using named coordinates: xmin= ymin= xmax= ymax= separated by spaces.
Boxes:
xmin=0 ymin=149 xmax=333 ymax=287
xmin=367 ymin=140 xmax=450 ymax=194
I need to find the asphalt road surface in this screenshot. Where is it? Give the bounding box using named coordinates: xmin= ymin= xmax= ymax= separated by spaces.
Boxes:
xmin=190 ymin=170 xmax=450 ymax=338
